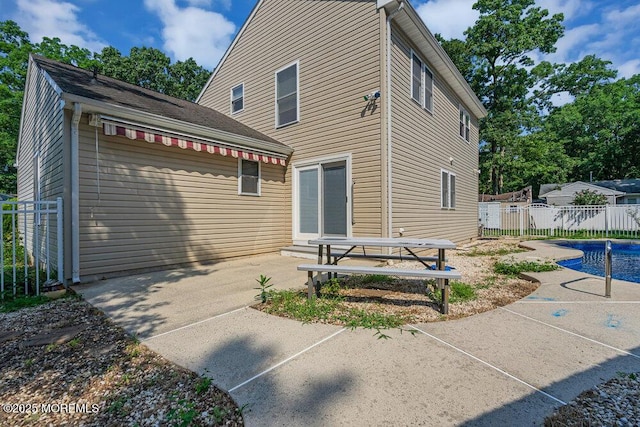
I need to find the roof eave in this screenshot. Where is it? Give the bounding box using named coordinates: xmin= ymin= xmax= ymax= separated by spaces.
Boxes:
xmin=379 ymin=0 xmax=487 ymax=119
xmin=61 ymin=92 xmax=293 ymax=157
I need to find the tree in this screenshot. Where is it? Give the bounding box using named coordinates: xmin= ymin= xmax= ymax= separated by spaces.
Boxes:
xmin=440 ymin=0 xmax=565 ymax=195
xmin=541 ymin=75 xmax=640 ymax=181
xmin=0 ymin=20 xmax=212 ymax=194
xmin=573 ymin=189 xmax=607 ymax=206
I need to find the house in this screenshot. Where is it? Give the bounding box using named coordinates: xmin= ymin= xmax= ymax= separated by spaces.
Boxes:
xmin=17 ymin=55 xmax=292 ymax=283
xmin=17 ymin=0 xmax=486 ymax=283
xmin=592 ymin=179 xmax=640 ymax=205
xmin=197 ymin=0 xmax=486 ymax=247
xmin=539 ymin=181 xmax=636 ymax=206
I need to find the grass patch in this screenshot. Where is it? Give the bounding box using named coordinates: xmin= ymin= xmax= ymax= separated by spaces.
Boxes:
xmin=264 ymin=288 xmax=411 ymax=334
xmin=0 ymin=294 xmax=51 ymax=312
xmin=431 ymin=281 xmax=477 ymax=304
xmin=494 ymin=260 xmax=560 ymax=277
xmin=463 ymin=247 xmax=527 ymax=257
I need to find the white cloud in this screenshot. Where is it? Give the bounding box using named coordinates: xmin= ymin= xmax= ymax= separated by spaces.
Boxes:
xmin=618 ymin=59 xmax=640 ymax=79
xmin=144 ymin=0 xmax=235 ymax=69
xmin=415 ymin=0 xmax=478 ymax=40
xmin=549 ymin=23 xmax=600 ymax=63
xmin=536 ymin=0 xmax=594 ymax=22
xmin=13 ymin=0 xmax=106 ymax=53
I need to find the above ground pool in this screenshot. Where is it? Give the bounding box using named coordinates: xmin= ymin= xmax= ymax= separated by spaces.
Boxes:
xmin=555 ymin=241 xmax=640 ymax=284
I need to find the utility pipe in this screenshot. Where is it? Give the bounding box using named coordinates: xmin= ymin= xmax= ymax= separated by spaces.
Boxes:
xmin=386 ymin=2 xmax=405 ymax=239
xmin=71 ymin=103 xmax=81 ymax=283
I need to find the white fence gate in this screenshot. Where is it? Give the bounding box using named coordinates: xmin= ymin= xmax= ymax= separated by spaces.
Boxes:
xmin=1 ymin=198 xmax=63 ymax=297
xmin=480 ymin=203 xmax=640 ymax=239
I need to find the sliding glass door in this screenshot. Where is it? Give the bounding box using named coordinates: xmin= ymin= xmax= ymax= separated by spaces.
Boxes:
xmin=295 ymin=159 xmax=349 ymax=242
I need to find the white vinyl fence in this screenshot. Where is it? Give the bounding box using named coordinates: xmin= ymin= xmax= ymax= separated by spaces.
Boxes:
xmin=1 ymin=198 xmax=63 ymax=297
xmin=479 ymin=203 xmax=640 ymax=239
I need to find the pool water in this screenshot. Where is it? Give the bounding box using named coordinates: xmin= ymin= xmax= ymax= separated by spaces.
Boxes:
xmin=556 ymin=241 xmax=640 ymax=284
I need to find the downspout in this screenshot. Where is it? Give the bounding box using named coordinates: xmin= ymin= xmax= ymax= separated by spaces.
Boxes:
xmin=386 ymin=2 xmax=404 ymax=238
xmin=71 ymin=103 xmax=81 ymax=283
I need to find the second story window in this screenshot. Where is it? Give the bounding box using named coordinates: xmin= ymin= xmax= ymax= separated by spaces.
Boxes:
xmin=276 ymin=62 xmax=299 ymax=127
xmin=411 ymin=51 xmax=434 ymax=113
xmin=459 ymin=107 xmax=470 ymax=142
xmin=231 ymin=83 xmax=244 ymax=114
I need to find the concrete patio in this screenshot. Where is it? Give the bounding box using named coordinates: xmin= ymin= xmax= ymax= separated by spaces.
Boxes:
xmin=74 ymin=241 xmax=640 ymax=426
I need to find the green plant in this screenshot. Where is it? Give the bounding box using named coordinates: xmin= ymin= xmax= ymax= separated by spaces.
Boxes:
xmin=67 ymin=338 xmax=80 ymax=348
xmin=195 ymin=376 xmax=212 ymax=395
xmin=107 ymin=396 xmax=127 ymax=415
xmin=167 ymin=399 xmax=197 ymax=427
xmin=211 ymin=406 xmax=227 ymax=423
xmin=0 ymin=294 xmax=50 ymax=312
xmin=254 ymin=274 xmax=273 ymax=303
xmin=24 ymin=358 xmax=34 ymax=368
xmin=573 ymin=189 xmax=608 ymax=206
xmin=319 ymin=278 xmax=342 ymax=297
xmin=494 ymin=260 xmax=560 ymax=277
xmin=360 ymin=274 xmax=390 ymax=284
xmin=45 ymin=343 xmax=58 ymax=352
xmin=464 ymin=247 xmax=527 ymax=257
xmin=430 ymin=281 xmax=477 ymax=304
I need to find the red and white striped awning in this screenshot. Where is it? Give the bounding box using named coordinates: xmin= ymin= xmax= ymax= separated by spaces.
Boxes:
xmin=103 ymin=123 xmax=287 ymax=166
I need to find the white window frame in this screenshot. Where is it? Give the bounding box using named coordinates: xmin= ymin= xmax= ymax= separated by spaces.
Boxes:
xmin=459 ymin=106 xmax=470 ymax=142
xmin=230 ymin=83 xmax=244 ymax=114
xmin=238 ymin=158 xmax=261 ymax=196
xmin=275 ymin=61 xmax=299 ymax=128
xmin=441 ymin=169 xmax=456 ymax=209
xmin=410 ymin=50 xmax=434 ymax=113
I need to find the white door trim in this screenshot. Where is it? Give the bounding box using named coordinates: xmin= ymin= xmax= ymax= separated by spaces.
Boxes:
xmin=292 ymin=153 xmax=352 ymax=246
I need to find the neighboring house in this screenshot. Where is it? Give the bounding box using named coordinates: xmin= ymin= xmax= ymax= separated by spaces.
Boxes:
xmin=197 ymin=0 xmax=486 ymax=248
xmin=592 ymin=179 xmax=640 ymax=205
xmin=18 ymin=0 xmax=486 ymax=283
xmin=17 ymin=55 xmax=292 ymax=283
xmin=540 ymin=181 xmax=624 ymax=205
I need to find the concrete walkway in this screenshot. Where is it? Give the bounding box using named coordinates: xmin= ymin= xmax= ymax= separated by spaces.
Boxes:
xmin=75 ymin=243 xmax=640 ymax=426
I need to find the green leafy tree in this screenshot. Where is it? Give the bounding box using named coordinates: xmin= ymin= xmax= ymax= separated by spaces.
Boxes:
xmin=541 ymin=75 xmax=640 ymax=181
xmin=0 ymin=20 xmax=212 ymax=194
xmin=440 ymin=0 xmax=565 ymax=194
xmin=572 ymin=189 xmax=607 ymax=206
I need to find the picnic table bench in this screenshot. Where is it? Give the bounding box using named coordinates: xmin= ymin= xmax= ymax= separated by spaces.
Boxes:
xmin=297 ymin=264 xmax=461 ymax=314
xmin=301 ymin=237 xmax=460 ymax=314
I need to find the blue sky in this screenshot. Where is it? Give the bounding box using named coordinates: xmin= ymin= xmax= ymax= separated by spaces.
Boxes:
xmin=2 ymin=0 xmax=639 ymax=79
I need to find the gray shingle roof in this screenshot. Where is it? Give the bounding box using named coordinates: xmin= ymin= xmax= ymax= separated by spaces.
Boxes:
xmin=594 ymin=179 xmax=640 ymax=194
xmin=32 ymin=55 xmax=286 ymax=148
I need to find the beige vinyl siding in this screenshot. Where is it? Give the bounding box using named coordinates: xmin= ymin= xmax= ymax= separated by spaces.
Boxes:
xmin=389 ymin=28 xmax=479 ymax=243
xmin=77 ymin=120 xmax=287 ymax=278
xmin=199 ymin=0 xmax=383 ymax=240
xmin=16 ymin=61 xmax=65 ymax=269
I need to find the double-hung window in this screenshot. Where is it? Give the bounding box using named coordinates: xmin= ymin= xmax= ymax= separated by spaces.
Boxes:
xmin=459 ymin=107 xmax=470 ymax=142
xmin=231 ymin=83 xmax=244 ymax=114
xmin=239 ymin=159 xmax=260 ymax=196
xmin=411 ymin=51 xmax=434 ymax=112
xmin=276 ymin=62 xmax=299 ymax=127
xmin=441 ymin=169 xmax=456 ymax=209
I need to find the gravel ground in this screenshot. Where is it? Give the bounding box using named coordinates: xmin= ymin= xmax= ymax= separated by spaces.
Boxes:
xmin=0 ymin=296 xmax=243 ymax=426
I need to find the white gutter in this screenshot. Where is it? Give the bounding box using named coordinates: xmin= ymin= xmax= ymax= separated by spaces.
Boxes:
xmin=386 ymin=2 xmax=405 ymax=239
xmin=71 ymin=103 xmax=81 ymax=283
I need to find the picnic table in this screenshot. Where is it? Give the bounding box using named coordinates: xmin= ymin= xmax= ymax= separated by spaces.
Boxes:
xmin=298 ymin=237 xmax=460 ymax=314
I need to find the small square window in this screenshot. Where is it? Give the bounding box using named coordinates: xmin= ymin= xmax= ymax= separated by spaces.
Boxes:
xmin=231 ymin=84 xmax=244 ymax=114
xmin=239 ymin=159 xmax=260 ymax=195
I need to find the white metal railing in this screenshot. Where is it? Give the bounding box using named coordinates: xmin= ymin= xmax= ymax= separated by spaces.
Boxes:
xmin=479 ymin=203 xmax=640 ymax=239
xmin=1 ymin=198 xmax=63 ymax=297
